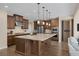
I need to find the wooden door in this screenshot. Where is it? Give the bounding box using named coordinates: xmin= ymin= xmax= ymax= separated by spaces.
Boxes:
xmin=62 ymin=20 xmax=70 ymax=42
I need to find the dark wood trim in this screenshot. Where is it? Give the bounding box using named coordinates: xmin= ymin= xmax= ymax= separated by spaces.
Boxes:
xmin=13 ymin=14 xmax=23 ymax=17
xmin=62 ymin=20 xmax=64 ymax=41
xmin=72 ymin=19 xmax=74 ymax=36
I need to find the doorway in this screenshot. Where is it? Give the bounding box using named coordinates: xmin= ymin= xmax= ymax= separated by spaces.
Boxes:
xmin=61 ymin=20 xmax=73 ymax=42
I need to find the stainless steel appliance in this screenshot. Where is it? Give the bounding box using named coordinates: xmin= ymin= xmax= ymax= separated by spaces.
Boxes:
xmin=51 ymin=27 xmax=59 ymax=33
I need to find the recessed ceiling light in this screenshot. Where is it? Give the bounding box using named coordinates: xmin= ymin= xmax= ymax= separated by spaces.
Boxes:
xmin=4 ymin=6 xmax=8 ymax=8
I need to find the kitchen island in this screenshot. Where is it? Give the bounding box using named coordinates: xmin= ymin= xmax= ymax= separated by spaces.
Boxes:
xmin=15 ymin=33 xmax=56 ymax=56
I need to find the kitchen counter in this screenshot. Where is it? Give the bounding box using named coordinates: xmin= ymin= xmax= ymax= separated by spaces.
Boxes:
xmin=7 ymin=33 xmax=30 ymax=46
xmin=7 ymin=33 xmax=30 ymax=36
xmin=15 ymin=33 xmax=56 ymax=56
xmin=15 ymin=33 xmax=56 ymax=41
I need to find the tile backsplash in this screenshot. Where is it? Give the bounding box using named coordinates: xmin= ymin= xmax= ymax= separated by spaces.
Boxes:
xmin=8 ymin=26 xmax=28 ymax=34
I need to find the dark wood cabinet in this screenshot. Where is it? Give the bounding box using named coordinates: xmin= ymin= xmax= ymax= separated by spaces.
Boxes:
xmin=14 ymin=14 xmax=23 ymax=22
xmin=14 ymin=14 xmax=28 ymax=29
xmin=7 ymin=15 xmax=15 ymax=29
xmin=51 ymin=18 xmax=59 ymax=28
xmin=15 ymin=38 xmax=51 ymax=56
xmin=34 ymin=21 xmax=37 ymax=30
xmin=7 ymin=36 xmax=15 ymax=46
xmin=16 ymin=38 xmax=26 ymax=55
xmin=22 ymin=19 xmax=28 ymax=29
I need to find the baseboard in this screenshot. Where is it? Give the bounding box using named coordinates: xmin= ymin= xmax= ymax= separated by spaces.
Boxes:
xmin=0 ymin=46 xmax=7 ymax=50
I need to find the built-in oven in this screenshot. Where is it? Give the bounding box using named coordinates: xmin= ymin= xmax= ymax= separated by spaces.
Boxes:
xmin=51 ymin=27 xmax=59 ymax=33
xmin=51 ymin=27 xmax=59 ymax=41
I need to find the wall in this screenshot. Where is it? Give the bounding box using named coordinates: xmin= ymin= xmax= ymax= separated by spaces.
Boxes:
xmin=0 ymin=10 xmax=7 ymax=49
xmin=59 ymin=16 xmax=73 ymax=43
xmin=74 ymin=8 xmax=79 ymax=38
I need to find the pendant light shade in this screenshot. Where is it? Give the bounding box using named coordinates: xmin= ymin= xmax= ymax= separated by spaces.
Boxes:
xmin=49 ymin=23 xmax=50 ymax=26
xmin=37 ymin=20 xmax=40 ymax=24
xmin=46 ymin=22 xmax=48 ymax=25
xmin=42 ymin=21 xmax=45 ymax=25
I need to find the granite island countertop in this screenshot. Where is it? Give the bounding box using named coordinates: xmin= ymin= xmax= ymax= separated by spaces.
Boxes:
xmin=15 ymin=33 xmax=56 ymax=41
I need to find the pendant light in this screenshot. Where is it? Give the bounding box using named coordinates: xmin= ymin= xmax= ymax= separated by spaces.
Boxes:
xmin=49 ymin=23 xmax=51 ymax=26
xmin=48 ymin=11 xmax=51 ymax=20
xmin=37 ymin=20 xmax=40 ymax=24
xmin=48 ymin=11 xmax=51 ymax=26
xmin=42 ymin=21 xmax=45 ymax=25
xmin=46 ymin=10 xmax=48 ymax=20
xmin=46 ymin=22 xmax=48 ymax=25
xmin=42 ymin=6 xmax=45 ymax=25
xmin=45 ymin=10 xmax=48 ymax=26
xmin=37 ymin=3 xmax=40 ymax=24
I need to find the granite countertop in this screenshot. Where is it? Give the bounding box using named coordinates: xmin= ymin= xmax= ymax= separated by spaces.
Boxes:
xmin=7 ymin=32 xmax=30 ymax=36
xmin=15 ymin=33 xmax=57 ymax=41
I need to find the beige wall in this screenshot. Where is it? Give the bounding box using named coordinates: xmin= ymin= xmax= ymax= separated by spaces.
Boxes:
xmin=74 ymin=8 xmax=79 ymax=38
xmin=0 ymin=10 xmax=7 ymax=49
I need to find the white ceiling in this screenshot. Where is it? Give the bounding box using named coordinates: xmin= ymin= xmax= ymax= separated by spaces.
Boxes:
xmin=0 ymin=3 xmax=79 ymax=20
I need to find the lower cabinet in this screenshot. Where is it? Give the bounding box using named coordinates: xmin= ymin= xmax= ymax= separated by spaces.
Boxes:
xmin=7 ymin=36 xmax=15 ymax=46
xmin=50 ymin=34 xmax=58 ymax=41
xmin=16 ymin=38 xmax=25 ymax=55
xmin=15 ymin=38 xmax=51 ymax=56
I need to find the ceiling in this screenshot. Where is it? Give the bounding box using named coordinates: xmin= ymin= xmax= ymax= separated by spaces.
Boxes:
xmin=0 ymin=3 xmax=79 ymax=20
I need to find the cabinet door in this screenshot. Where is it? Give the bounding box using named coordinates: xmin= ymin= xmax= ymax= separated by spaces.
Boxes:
xmin=15 ymin=16 xmax=20 ymax=22
xmin=51 ymin=19 xmax=59 ymax=27
xmin=22 ymin=19 xmax=28 ymax=29
xmin=7 ymin=36 xmax=15 ymax=46
xmin=34 ymin=21 xmax=37 ymax=30
xmin=7 ymin=15 xmax=15 ymax=29
xmin=14 ymin=14 xmax=23 ymax=22
xmin=19 ymin=16 xmax=23 ymax=22
xmin=16 ymin=38 xmax=25 ymax=54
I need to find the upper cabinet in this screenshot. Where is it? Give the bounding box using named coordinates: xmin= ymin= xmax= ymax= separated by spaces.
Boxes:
xmin=22 ymin=19 xmax=28 ymax=29
xmin=7 ymin=14 xmax=28 ymax=29
xmin=34 ymin=21 xmax=37 ymax=30
xmin=14 ymin=14 xmax=28 ymax=29
xmin=51 ymin=18 xmax=59 ymax=27
xmin=7 ymin=15 xmax=15 ymax=29
xmin=14 ymin=14 xmax=23 ymax=22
